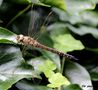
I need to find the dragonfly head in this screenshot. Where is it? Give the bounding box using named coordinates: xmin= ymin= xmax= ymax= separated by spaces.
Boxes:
xmin=17 ymin=34 xmax=24 ymax=43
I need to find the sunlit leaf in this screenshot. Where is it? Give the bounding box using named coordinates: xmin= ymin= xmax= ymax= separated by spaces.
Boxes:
xmin=53 ymin=34 xmax=84 ymax=52
xmin=38 ymin=60 xmax=56 ymax=78
xmin=38 ymin=59 xmax=70 ymax=88
xmin=47 ymin=23 xmax=84 ymax=53
xmin=64 ymin=61 xmax=93 ymax=90
xmin=53 ymin=8 xmax=98 ymax=26
xmin=39 ymin=60 xmax=56 ymax=71
xmin=47 ymin=73 xmax=70 ymax=88
xmin=0 ymin=45 xmax=38 ymax=90
xmin=29 ymin=58 xmax=70 ymax=88
xmin=40 ymin=50 xmax=61 ymax=71
xmin=40 ymin=0 xmax=66 ymax=10
xmin=28 ymin=57 xmax=55 ymax=77
xmin=65 ymin=0 xmax=95 ymax=15
xmin=0 ymin=27 xmax=17 ymax=44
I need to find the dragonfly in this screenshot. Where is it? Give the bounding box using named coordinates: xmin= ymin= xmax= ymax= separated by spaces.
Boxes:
xmin=16 ymin=34 xmax=78 ymax=60
xmin=16 ymin=5 xmax=78 ymax=60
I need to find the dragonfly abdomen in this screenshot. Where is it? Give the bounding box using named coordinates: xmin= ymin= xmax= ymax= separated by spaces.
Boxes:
xmin=36 ymin=43 xmax=78 ymax=60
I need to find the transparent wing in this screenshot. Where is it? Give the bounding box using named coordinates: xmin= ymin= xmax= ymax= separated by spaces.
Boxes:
xmin=28 ymin=5 xmax=38 ymax=37
xmin=27 ymin=5 xmax=53 ymax=43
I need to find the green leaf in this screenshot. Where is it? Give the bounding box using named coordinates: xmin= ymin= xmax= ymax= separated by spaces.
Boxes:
xmin=47 ymin=23 xmax=84 ymax=53
xmin=62 ymin=84 xmax=82 ymax=90
xmin=7 ymin=0 xmax=50 ymax=7
xmin=7 ymin=0 xmax=32 ymax=4
xmin=28 ymin=57 xmax=48 ymax=72
xmin=65 ymin=0 xmax=95 ymax=15
xmin=38 ymin=60 xmax=56 ymax=78
xmin=38 ymin=59 xmax=70 ymax=88
xmin=53 ymin=0 xmax=96 ymax=16
xmin=28 ymin=58 xmax=68 ymax=88
xmin=0 ymin=27 xmax=17 ymax=44
xmin=39 ymin=60 xmax=56 ymax=72
xmin=0 ymin=0 xmax=3 ymax=6
xmin=90 ymin=67 xmax=98 ymax=81
xmin=0 ymin=45 xmax=38 ymax=90
xmin=47 ymin=73 xmax=70 ymax=88
xmin=40 ymin=0 xmax=66 ymax=10
xmin=16 ymin=80 xmax=53 ymax=90
xmin=31 ymin=0 xmax=50 ymax=6
xmin=53 ymin=34 xmax=84 ymax=52
xmin=53 ymin=8 xmax=98 ymax=26
xmin=67 ymin=24 xmax=98 ymax=39
xmin=79 ymin=11 xmax=98 ymax=26
xmin=64 ymin=61 xmax=93 ymax=90
xmin=40 ymin=50 xmax=61 ymax=71
xmin=52 ymin=8 xmax=81 ymax=24
xmin=86 ymin=48 xmax=98 ymax=54
xmin=91 ymin=0 xmax=98 ymax=4
xmin=27 ymin=57 xmax=56 ymax=77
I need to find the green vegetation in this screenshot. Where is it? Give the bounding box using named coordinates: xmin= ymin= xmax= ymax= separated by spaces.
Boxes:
xmin=0 ymin=0 xmax=98 ymax=90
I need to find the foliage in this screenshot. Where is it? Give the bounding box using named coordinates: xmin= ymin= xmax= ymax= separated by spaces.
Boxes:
xmin=0 ymin=0 xmax=98 ymax=90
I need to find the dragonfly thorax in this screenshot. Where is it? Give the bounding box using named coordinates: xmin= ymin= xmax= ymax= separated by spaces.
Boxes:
xmin=17 ymin=34 xmax=38 ymax=46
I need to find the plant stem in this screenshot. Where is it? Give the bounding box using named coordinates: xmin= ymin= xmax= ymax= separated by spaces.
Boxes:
xmin=54 ymin=87 xmax=61 ymax=90
xmin=58 ymin=87 xmax=61 ymax=90
xmin=61 ymin=57 xmax=65 ymax=74
xmin=56 ymin=57 xmax=66 ymax=90
xmin=6 ymin=4 xmax=31 ymax=27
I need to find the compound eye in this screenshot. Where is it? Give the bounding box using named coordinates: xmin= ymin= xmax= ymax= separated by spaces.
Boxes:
xmin=17 ymin=35 xmax=24 ymax=42
xmin=19 ymin=38 xmax=23 ymax=42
